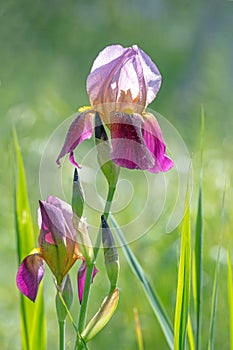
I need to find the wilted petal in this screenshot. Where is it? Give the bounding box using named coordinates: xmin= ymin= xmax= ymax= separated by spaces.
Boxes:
xmin=78 ymin=261 xmax=98 ymax=304
xmin=142 ymin=113 xmax=174 ymax=173
xmin=16 ymin=254 xmax=44 ymax=302
xmin=56 ymin=111 xmax=95 ymax=167
xmin=110 ymin=112 xmax=155 ymax=170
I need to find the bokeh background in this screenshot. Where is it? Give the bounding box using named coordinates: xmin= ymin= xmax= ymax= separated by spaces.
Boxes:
xmin=1 ymin=0 xmax=233 ymax=349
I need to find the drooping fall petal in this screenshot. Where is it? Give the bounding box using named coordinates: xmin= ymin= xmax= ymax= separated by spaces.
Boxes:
xmin=16 ymin=253 xmax=44 ymax=302
xmin=142 ymin=112 xmax=174 ymax=173
xmin=110 ymin=112 xmax=155 ymax=170
xmin=56 ymin=111 xmax=95 ymax=167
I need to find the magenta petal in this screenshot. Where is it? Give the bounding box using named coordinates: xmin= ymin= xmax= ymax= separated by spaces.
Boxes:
xmin=142 ymin=113 xmax=174 ymax=173
xmin=16 ymin=254 xmax=44 ymax=302
xmin=56 ymin=111 xmax=95 ymax=166
xmin=77 ymin=261 xmax=98 ymax=304
xmin=110 ymin=113 xmax=155 ymax=170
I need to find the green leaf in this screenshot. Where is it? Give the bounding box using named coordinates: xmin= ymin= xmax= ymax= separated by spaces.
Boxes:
xmin=174 ymin=188 xmax=191 ymax=350
xmin=228 ymin=252 xmax=233 ymax=350
xmin=110 ymin=214 xmax=174 ymax=349
xmin=14 ymin=130 xmax=46 ymax=350
xmin=207 ymin=187 xmax=225 ymax=350
xmin=134 ymin=308 xmax=144 ymax=350
xmin=81 ymin=288 xmax=119 ymax=342
xmin=193 ymin=109 xmax=204 ymax=350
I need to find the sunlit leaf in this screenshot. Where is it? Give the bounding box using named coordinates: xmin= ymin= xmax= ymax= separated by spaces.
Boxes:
xmin=174 ymin=188 xmax=191 ymax=350
xmin=228 ymin=252 xmax=233 ymax=350
xmin=110 ymin=214 xmax=174 ymax=349
xmin=14 ymin=130 xmax=46 ymax=350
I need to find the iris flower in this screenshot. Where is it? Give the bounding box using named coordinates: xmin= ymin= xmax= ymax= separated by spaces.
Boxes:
xmin=16 ymin=196 xmax=97 ymax=303
xmin=56 ymin=44 xmax=173 ymax=173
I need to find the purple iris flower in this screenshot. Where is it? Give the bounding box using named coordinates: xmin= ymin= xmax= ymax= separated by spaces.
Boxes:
xmin=16 ymin=196 xmax=97 ymax=302
xmin=56 ymin=44 xmax=173 ymax=173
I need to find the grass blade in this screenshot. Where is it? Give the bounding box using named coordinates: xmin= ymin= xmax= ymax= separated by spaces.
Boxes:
xmin=109 ymin=214 xmax=174 ymax=349
xmin=207 ymin=187 xmax=225 ymax=350
xmin=187 ymin=314 xmax=195 ymax=350
xmin=134 ymin=308 xmax=144 ymax=350
xmin=174 ymin=189 xmax=191 ymax=350
xmin=228 ymin=252 xmax=233 ymax=350
xmin=14 ymin=130 xmax=46 ymax=350
xmin=193 ymin=109 xmax=204 ymax=349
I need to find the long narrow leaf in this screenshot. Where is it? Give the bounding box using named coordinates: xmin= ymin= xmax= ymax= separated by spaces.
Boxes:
xmin=14 ymin=131 xmax=46 ymax=350
xmin=207 ymin=187 xmax=225 ymax=350
xmin=174 ymin=189 xmax=191 ymax=350
xmin=193 ymin=109 xmax=204 ymax=349
xmin=110 ymin=214 xmax=174 ymax=349
xmin=227 ymin=252 xmax=233 ymax=350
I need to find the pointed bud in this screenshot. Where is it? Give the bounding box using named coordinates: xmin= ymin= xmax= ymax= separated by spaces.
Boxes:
xmin=55 ymin=274 xmax=73 ymax=322
xmin=95 ymin=113 xmax=120 ymax=188
xmin=72 ymin=168 xmax=84 ymax=218
xmin=101 ymin=215 xmax=119 ymax=291
xmin=81 ymin=288 xmax=119 ymax=343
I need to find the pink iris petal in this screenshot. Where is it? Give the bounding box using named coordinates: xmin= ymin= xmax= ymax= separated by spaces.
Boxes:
xmin=135 ymin=46 xmax=162 ymax=105
xmin=77 ymin=261 xmax=98 ymax=304
xmin=87 ymin=44 xmax=161 ymax=110
xmin=142 ymin=113 xmax=174 ymax=173
xmin=56 ymin=111 xmax=95 ymax=167
xmin=16 ymin=254 xmax=44 ymax=302
xmin=46 ymin=196 xmax=76 ymax=241
xmin=110 ymin=113 xmax=155 ymax=170
xmin=38 ymin=200 xmax=67 ymax=247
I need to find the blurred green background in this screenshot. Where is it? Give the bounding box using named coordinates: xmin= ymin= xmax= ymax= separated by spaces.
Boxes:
xmin=1 ymin=0 xmax=233 ymax=349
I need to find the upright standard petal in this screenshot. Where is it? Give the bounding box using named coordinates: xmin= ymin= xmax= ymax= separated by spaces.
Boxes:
xmin=87 ymin=44 xmax=161 ymax=118
xmin=56 ymin=111 xmax=95 ymax=167
xmin=16 ymin=253 xmax=44 ymax=302
xmin=142 ymin=112 xmax=174 ymax=173
xmin=38 ymin=200 xmax=77 ymax=284
xmin=110 ymin=112 xmax=155 ymax=170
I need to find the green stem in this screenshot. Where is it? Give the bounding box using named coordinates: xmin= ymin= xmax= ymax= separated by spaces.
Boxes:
xmin=76 ymin=185 xmax=117 ymax=349
xmin=59 ymin=321 xmax=65 ymax=350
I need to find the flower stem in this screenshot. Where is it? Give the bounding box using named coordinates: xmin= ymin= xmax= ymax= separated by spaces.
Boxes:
xmin=59 ymin=320 xmax=66 ymax=350
xmin=76 ymin=184 xmax=117 ymax=348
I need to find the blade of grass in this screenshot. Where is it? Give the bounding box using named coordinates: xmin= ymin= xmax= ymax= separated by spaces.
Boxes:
xmin=227 ymin=252 xmax=233 ymax=350
xmin=193 ymin=108 xmax=204 ymax=349
xmin=187 ymin=314 xmax=195 ymax=350
xmin=133 ymin=308 xmax=144 ymax=350
xmin=109 ymin=214 xmax=174 ymax=349
xmin=207 ymin=186 xmax=225 ymax=350
xmin=14 ymin=130 xmax=46 ymax=350
xmin=174 ymin=188 xmax=191 ymax=350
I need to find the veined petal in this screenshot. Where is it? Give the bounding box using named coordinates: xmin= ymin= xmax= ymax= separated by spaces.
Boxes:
xmin=16 ymin=253 xmax=44 ymax=302
xmin=142 ymin=112 xmax=174 ymax=173
xmin=90 ymin=45 xmax=127 ymax=72
xmin=135 ymin=46 xmax=162 ymax=105
xmin=110 ymin=112 xmax=155 ymax=170
xmin=46 ymin=195 xmax=76 ymax=241
xmin=56 ymin=111 xmax=95 ymax=167
xmin=77 ymin=261 xmax=98 ymax=304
